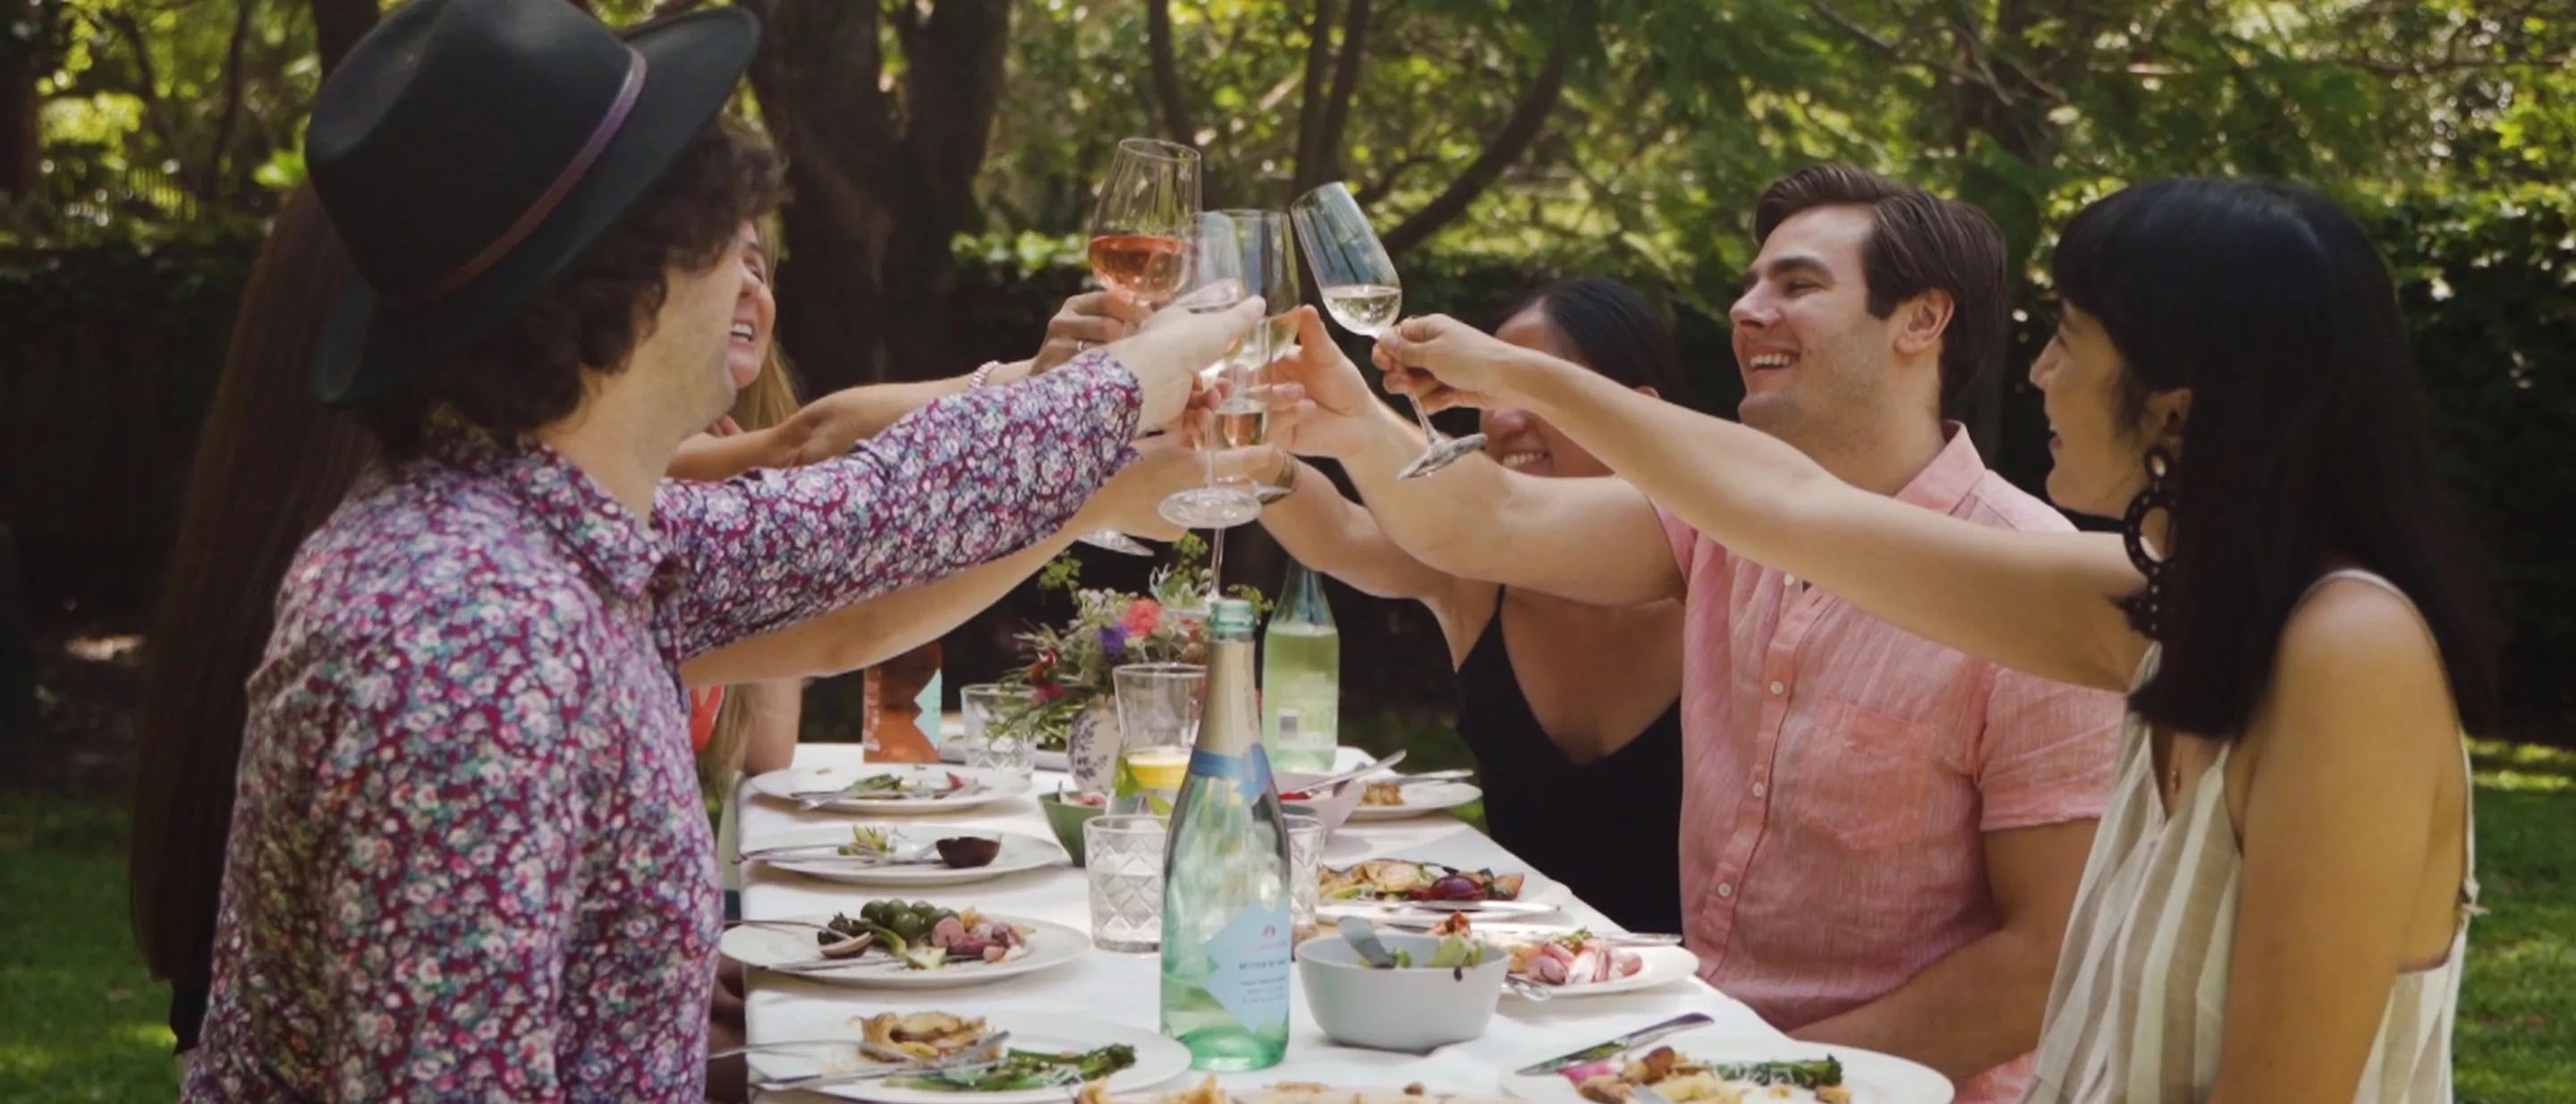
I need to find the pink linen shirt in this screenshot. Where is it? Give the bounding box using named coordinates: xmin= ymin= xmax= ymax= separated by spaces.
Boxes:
xmin=1659 ymin=426 xmax=2122 ymax=1104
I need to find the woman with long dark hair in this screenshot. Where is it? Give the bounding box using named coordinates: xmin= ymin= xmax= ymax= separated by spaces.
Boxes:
xmin=1367 ymin=178 xmax=2495 ymax=1101
xmin=1256 ymin=276 xmax=1685 ymax=932
xmin=129 ymin=187 xmax=371 ymax=1058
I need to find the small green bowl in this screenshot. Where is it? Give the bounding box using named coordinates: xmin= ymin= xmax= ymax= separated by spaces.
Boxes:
xmin=1039 ymin=790 xmax=1106 ymax=865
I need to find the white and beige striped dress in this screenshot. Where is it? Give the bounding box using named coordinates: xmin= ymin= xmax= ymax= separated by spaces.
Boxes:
xmin=2022 ymin=570 xmax=2476 ymax=1103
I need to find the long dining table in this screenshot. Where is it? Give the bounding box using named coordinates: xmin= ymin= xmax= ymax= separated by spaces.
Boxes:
xmin=735 ymin=740 xmax=1781 ymax=1101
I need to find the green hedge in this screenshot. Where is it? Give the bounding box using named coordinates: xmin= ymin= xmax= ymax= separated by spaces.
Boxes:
xmin=3 ymin=206 xmax=2568 ymax=739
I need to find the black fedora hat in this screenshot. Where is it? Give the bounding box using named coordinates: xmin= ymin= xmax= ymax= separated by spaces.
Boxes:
xmin=308 ymin=0 xmax=758 ymax=405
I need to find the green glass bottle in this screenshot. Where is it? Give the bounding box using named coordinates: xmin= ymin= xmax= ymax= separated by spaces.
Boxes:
xmin=1261 ymin=560 xmax=1340 ymax=771
xmin=1158 ymin=599 xmax=1292 ymax=1069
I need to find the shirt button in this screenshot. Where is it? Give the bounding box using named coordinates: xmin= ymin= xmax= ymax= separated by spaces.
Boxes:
xmin=1751 ymin=782 xmax=1767 ymax=798
xmin=1717 ymin=882 xmax=1735 ymax=899
xmin=1768 ymin=681 xmax=1786 ymax=696
xmin=1784 ymin=574 xmax=1798 ymax=589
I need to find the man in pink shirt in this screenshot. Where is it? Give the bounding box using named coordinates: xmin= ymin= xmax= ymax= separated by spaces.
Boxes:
xmin=1271 ymin=165 xmax=2122 ymax=1103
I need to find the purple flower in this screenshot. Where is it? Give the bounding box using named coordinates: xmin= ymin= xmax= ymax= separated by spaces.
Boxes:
xmin=1098 ymin=624 xmax=1129 ymax=662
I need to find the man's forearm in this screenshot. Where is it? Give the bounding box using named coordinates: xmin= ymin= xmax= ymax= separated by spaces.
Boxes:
xmin=1788 ymin=924 xmax=2060 ymax=1081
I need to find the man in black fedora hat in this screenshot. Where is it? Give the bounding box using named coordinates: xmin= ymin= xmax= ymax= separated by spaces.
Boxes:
xmin=182 ymin=3 xmax=1253 ymax=1100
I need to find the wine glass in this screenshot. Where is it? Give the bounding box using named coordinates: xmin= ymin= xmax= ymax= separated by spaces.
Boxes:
xmin=1157 ymin=213 xmax=1265 ymax=532
xmin=1289 ymin=181 xmax=1486 ymax=480
xmin=1209 ymin=209 xmax=1299 ymax=504
xmin=1079 ymin=138 xmax=1202 ymax=555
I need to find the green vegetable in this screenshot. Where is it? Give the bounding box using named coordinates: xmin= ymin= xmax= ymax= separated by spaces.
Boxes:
xmin=839 ymin=826 xmax=894 ymax=856
xmin=1389 ymin=949 xmax=1413 ymax=968
xmin=896 ymin=1045 xmax=1139 ymax=1091
xmin=1707 ymin=1057 xmax=1843 ymax=1089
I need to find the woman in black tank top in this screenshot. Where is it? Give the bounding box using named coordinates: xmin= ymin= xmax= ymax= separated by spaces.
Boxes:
xmin=1257 ymin=277 xmax=1686 ymax=932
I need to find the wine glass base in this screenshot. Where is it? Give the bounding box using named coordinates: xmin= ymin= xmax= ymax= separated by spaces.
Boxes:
xmin=1398 ymin=433 xmax=1489 ymax=480
xmin=1159 ymin=488 xmax=1263 ymax=530
xmin=1076 ymin=529 xmax=1155 ymax=556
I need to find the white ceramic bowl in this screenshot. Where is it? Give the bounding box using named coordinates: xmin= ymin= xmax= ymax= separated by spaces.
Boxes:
xmin=1277 ymin=770 xmax=1366 ymax=838
xmin=1295 ymin=932 xmax=1506 ymax=1051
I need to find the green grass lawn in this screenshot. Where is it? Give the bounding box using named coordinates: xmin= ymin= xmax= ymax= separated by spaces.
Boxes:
xmin=3 ymin=737 xmax=2566 ymax=1102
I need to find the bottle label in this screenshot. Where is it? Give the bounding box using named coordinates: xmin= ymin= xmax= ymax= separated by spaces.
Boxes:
xmin=1200 ymin=900 xmax=1293 ymax=1031
xmin=1186 ymin=743 xmax=1275 ymax=803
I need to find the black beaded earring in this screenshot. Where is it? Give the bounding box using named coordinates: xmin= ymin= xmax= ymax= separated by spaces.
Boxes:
xmin=2117 ymin=447 xmax=2174 ymax=639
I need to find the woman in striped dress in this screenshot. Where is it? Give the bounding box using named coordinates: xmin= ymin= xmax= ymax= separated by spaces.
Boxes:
xmin=1368 ymin=177 xmax=2497 ymax=1102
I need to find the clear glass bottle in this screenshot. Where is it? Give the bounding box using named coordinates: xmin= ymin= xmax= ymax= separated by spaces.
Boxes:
xmin=1261 ymin=561 xmax=1340 ymax=771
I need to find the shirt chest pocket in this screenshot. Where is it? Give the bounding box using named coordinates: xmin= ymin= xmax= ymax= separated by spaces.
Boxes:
xmin=1789 ymin=700 xmax=1946 ymax=853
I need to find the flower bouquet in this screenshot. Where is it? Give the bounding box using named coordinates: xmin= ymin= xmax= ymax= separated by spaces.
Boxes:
xmin=993 ymin=534 xmax=1267 ymax=793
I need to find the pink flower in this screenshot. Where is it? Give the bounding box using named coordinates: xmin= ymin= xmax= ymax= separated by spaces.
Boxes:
xmin=1033 ymin=681 xmax=1064 ymax=704
xmin=1123 ymin=598 xmax=1162 ymax=638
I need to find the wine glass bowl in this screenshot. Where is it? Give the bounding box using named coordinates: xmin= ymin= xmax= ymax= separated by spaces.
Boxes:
xmin=1080 ymin=138 xmax=1205 ymax=555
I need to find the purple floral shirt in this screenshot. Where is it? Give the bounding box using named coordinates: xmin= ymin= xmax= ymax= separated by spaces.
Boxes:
xmin=182 ymin=353 xmax=1141 ymax=1103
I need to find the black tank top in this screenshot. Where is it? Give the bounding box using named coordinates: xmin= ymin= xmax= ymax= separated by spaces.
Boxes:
xmin=1453 ymin=591 xmax=1683 ymax=933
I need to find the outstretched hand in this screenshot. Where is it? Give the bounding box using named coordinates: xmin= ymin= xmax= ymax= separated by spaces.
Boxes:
xmin=1370 ymin=313 xmax=1532 ymax=413
xmin=1261 ymin=304 xmax=1397 ymax=460
xmin=1110 ymin=299 xmax=1266 ymax=431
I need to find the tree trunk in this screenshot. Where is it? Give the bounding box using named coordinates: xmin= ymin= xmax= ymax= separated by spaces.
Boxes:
xmin=741 ymin=0 xmax=1012 ymax=390
xmin=309 ymin=0 xmax=378 ymax=79
xmin=1292 ymin=0 xmax=1370 ymax=195
xmin=0 ymin=1 xmax=49 ymax=201
xmin=1380 ymin=0 xmax=1592 ymax=254
xmin=1145 ymin=0 xmax=1196 ymax=146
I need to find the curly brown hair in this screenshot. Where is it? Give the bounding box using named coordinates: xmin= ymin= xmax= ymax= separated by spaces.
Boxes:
xmin=360 ymin=117 xmax=788 ymax=455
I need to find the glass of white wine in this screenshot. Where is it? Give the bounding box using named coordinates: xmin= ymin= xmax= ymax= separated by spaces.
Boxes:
xmin=1289 ymin=181 xmax=1486 ymax=480
xmin=1078 ymin=138 xmax=1202 ymax=556
xmin=1209 ymin=209 xmax=1298 ymax=504
xmin=1157 ymin=213 xmax=1267 ymax=531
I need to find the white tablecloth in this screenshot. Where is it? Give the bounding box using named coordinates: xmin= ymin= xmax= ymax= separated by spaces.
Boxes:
xmin=736 ymin=743 xmax=1777 ymax=1100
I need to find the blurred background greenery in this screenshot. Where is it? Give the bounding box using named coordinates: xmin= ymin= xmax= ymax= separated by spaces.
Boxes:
xmin=0 ymin=2 xmax=2568 ymax=1100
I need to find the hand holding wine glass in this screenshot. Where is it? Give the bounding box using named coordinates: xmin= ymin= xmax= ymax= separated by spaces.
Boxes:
xmin=1078 ymin=137 xmax=1202 ymax=555
xmin=1369 ymin=312 xmax=1533 ymax=413
xmin=1289 ymin=181 xmax=1486 ymax=480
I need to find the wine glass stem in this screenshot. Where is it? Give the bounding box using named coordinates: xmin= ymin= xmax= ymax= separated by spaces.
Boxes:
xmin=1208 ymin=527 xmax=1226 ymax=604
xmin=1399 ymin=391 xmax=1447 ymax=445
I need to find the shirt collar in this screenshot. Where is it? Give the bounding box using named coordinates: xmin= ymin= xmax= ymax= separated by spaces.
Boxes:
xmin=424 ymin=418 xmax=672 ymax=599
xmin=1893 ymin=421 xmax=1986 ymax=514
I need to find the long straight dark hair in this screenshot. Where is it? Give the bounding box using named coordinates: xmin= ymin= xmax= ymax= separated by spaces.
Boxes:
xmin=129 ymin=187 xmax=372 ymax=1039
xmin=2053 ymin=179 xmax=2498 ymax=739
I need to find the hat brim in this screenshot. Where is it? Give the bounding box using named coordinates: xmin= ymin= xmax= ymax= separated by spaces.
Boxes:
xmin=314 ymin=8 xmax=760 ymax=406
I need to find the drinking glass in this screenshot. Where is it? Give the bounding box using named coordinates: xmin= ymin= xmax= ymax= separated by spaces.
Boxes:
xmin=1085 ymin=814 xmax=1168 ymax=952
xmin=959 ymin=683 xmax=1037 ymax=780
xmin=1157 ymin=214 xmax=1265 ymax=531
xmin=1111 ymin=662 xmax=1206 ymax=817
xmin=1079 ymin=137 xmax=1204 ymax=555
xmin=1290 ymin=181 xmax=1486 ymax=480
xmin=1284 ymin=813 xmax=1326 ymax=945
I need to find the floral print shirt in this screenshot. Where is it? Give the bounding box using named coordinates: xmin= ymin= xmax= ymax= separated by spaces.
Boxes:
xmin=182 ymin=353 xmax=1141 ymax=1103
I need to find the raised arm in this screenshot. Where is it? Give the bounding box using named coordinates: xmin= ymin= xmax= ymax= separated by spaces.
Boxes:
xmin=678 ymin=437 xmax=1270 ymax=686
xmin=1266 ymin=306 xmax=1682 ymax=608
xmin=1375 ymin=314 xmax=2149 ymax=692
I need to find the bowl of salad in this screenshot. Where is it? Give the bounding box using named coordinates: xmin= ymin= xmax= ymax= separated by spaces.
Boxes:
xmin=1293 ymin=931 xmax=1507 ymax=1051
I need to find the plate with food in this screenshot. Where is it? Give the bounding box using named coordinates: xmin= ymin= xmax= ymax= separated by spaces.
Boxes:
xmin=723 ymin=904 xmax=1082 ymax=989
xmin=745 ymin=1011 xmax=1190 ymax=1104
xmin=1500 ymin=931 xmax=1699 ymax=998
xmin=1502 ymin=1031 xmax=1953 ymax=1104
xmin=749 ymin=764 xmax=1032 ymax=814
xmin=1345 ymin=777 xmax=1484 ymax=821
xmin=1110 ymin=1079 xmax=1517 ymax=1104
xmin=1315 ymin=860 xmax=1567 ymax=918
xmin=737 ymin=825 xmax=1066 ymax=887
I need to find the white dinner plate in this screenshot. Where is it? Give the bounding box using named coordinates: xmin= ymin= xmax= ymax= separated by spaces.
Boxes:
xmin=749 ymin=764 xmax=1032 ymax=815
xmin=1500 ymin=1028 xmax=1953 ymax=1104
xmin=743 ymin=826 xmax=1066 ymax=887
xmin=1316 ymin=865 xmax=1570 ymax=920
xmin=723 ymin=913 xmax=1084 ymax=990
xmin=1346 ymin=779 xmax=1483 ymax=820
xmin=745 ymin=1014 xmax=1190 ymax=1104
xmin=1501 ymin=944 xmax=1700 ymax=999
xmin=936 ymin=743 xmax=1071 ymax=773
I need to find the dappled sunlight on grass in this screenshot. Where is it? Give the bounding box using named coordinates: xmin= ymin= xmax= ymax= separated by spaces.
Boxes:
xmin=0 ymin=795 xmax=181 ymax=1103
